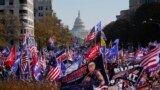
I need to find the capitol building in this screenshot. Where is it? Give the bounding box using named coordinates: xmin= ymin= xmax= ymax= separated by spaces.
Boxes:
xmin=70 ymin=11 xmax=88 ymax=40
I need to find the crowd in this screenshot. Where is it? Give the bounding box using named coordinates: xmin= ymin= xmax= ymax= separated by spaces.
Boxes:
xmin=0 ymin=25 xmax=160 ymax=90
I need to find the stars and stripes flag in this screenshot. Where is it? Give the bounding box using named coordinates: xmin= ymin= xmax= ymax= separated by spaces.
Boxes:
xmin=140 ymin=45 xmax=160 ymax=70
xmin=46 ymin=64 xmax=61 ymax=81
xmin=22 ymin=31 xmax=30 ymax=46
xmin=33 ymin=60 xmax=42 ymax=81
xmin=29 ymin=45 xmax=38 ymax=53
xmin=135 ymin=50 xmax=143 ymax=60
xmin=84 ymin=26 xmax=97 ymax=43
xmin=56 ymin=51 xmax=68 ymax=62
xmin=12 ymin=51 xmax=22 ymax=74
xmin=20 ymin=51 xmax=29 ymax=74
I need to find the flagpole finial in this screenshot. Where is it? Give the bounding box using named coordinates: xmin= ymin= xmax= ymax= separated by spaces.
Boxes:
xmin=78 ymin=10 xmax=80 ymax=17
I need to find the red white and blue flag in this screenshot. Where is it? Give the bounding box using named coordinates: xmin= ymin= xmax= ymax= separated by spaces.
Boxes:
xmin=4 ymin=46 xmax=16 ymax=66
xmin=20 ymin=51 xmax=29 ymax=74
xmin=46 ymin=64 xmax=61 ymax=81
xmin=140 ymin=45 xmax=160 ymax=70
xmin=57 ymin=51 xmax=68 ymax=62
xmin=84 ymin=26 xmax=97 ymax=43
xmin=22 ymin=32 xmax=30 ymax=46
xmin=33 ymin=60 xmax=42 ymax=81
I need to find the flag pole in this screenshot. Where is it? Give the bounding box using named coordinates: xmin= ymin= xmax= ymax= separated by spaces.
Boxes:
xmin=134 ymin=68 xmax=144 ymax=87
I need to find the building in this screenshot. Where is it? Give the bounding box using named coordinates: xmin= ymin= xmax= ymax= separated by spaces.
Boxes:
xmin=0 ymin=0 xmax=34 ymax=46
xmin=130 ymin=0 xmax=160 ymax=10
xmin=71 ymin=11 xmax=88 ymax=40
xmin=117 ymin=0 xmax=160 ymax=19
xmin=116 ymin=10 xmax=130 ymax=20
xmin=34 ymin=0 xmax=53 ymax=21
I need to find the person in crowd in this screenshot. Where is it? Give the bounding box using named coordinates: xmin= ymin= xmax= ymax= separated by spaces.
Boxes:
xmin=82 ymin=62 xmax=105 ymax=90
xmin=0 ymin=66 xmax=4 ymax=81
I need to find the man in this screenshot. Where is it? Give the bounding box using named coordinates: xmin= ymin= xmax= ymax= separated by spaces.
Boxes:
xmin=82 ymin=62 xmax=105 ymax=90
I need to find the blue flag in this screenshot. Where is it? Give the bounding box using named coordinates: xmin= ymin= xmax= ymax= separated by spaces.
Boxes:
xmin=96 ymin=21 xmax=101 ymax=31
xmin=12 ymin=51 xmax=21 ymax=74
xmin=61 ymin=62 xmax=66 ymax=76
xmin=33 ymin=61 xmax=42 ymax=81
xmin=108 ymin=39 xmax=119 ymax=60
xmin=2 ymin=47 xmax=10 ymax=57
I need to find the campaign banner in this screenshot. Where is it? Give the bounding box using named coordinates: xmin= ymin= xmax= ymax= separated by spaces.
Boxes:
xmin=107 ymin=63 xmax=143 ymax=85
xmin=60 ymin=55 xmax=108 ymax=89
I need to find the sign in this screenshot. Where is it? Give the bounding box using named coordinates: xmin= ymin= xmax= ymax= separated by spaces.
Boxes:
xmin=60 ymin=55 xmax=108 ymax=89
xmin=108 ymin=63 xmax=143 ymax=85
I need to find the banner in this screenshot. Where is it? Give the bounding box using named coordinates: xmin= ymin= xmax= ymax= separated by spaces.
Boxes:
xmin=107 ymin=63 xmax=143 ymax=85
xmin=60 ymin=55 xmax=108 ymax=89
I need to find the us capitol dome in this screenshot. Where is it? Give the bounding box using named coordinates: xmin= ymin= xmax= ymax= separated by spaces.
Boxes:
xmin=70 ymin=11 xmax=88 ymax=40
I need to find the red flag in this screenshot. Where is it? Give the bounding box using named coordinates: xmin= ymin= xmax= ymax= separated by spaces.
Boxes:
xmin=85 ymin=43 xmax=100 ymax=61
xmin=4 ymin=46 xmax=16 ymax=66
xmin=31 ymin=53 xmax=38 ymax=69
xmin=57 ymin=52 xmax=68 ymax=62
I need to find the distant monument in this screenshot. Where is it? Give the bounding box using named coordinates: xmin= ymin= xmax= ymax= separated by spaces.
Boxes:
xmin=71 ymin=11 xmax=88 ymax=40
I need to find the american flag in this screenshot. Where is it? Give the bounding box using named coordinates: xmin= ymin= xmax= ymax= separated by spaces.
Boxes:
xmin=20 ymin=52 xmax=29 ymax=73
xmin=39 ymin=57 xmax=45 ymax=69
xmin=22 ymin=32 xmax=30 ymax=46
xmin=57 ymin=51 xmax=68 ymax=62
xmin=140 ymin=45 xmax=160 ymax=70
xmin=85 ymin=26 xmax=96 ymax=42
xmin=135 ymin=50 xmax=143 ymax=59
xmin=46 ymin=64 xmax=61 ymax=81
xmin=29 ymin=45 xmax=38 ymax=53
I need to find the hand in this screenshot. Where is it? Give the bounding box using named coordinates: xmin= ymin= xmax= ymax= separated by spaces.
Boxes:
xmin=85 ymin=77 xmax=91 ymax=82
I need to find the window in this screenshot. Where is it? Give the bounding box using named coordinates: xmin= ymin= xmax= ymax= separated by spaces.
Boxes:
xmin=19 ymin=0 xmax=27 ymax=4
xmin=39 ymin=13 xmax=41 ymax=16
xmin=38 ymin=13 xmax=43 ymax=17
xmin=20 ymin=29 xmax=23 ymax=34
xmin=20 ymin=19 xmax=28 ymax=23
xmin=9 ymin=10 xmax=14 ymax=14
xmin=0 ymin=10 xmax=4 ymax=13
xmin=0 ymin=0 xmax=5 ymax=5
xmin=9 ymin=0 xmax=14 ymax=5
xmin=38 ymin=6 xmax=43 ymax=10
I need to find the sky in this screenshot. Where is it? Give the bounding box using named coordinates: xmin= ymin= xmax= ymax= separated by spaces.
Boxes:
xmin=53 ymin=0 xmax=129 ymax=30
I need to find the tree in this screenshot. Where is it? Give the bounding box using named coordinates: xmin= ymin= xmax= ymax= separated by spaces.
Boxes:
xmin=103 ymin=3 xmax=160 ymax=48
xmin=35 ymin=13 xmax=74 ymax=49
xmin=0 ymin=13 xmax=19 ymax=48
